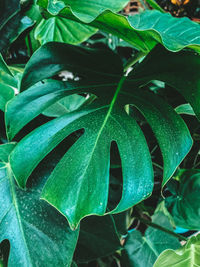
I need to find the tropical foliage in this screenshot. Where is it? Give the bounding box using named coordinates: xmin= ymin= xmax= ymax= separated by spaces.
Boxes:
xmin=1 ymin=0 xmax=200 ymax=266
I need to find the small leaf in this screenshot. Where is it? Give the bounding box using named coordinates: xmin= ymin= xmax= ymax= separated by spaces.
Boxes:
xmin=154 ymin=234 xmax=200 ymax=267
xmin=0 ymin=84 xmax=14 ymax=112
xmin=175 ymin=104 xmax=195 ymax=116
xmin=165 ymin=169 xmax=200 ymax=230
xmin=122 ymin=212 xmax=180 ymax=267
xmin=0 ymin=54 xmax=13 ymax=76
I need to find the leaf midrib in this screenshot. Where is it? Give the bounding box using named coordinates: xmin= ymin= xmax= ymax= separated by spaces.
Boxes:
xmin=65 ymin=75 xmax=126 ymax=227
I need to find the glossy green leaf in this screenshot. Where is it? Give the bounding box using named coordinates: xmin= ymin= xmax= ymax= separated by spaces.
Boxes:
xmin=122 ymin=213 xmax=180 ymax=267
xmin=38 ymin=1 xmax=200 ymax=53
xmin=0 ymin=0 xmax=34 ymax=53
xmin=165 ymin=169 xmax=200 ymax=230
xmin=35 ymin=17 xmax=97 ymax=45
xmin=0 ymin=61 xmax=16 ymax=111
xmin=74 ymin=215 xmax=121 ymax=263
xmin=0 ymin=143 xmax=79 ymax=267
xmin=20 ymin=42 xmax=123 ymax=91
xmin=175 ymin=104 xmax=195 ymax=116
xmin=0 ymin=0 xmax=20 ymax=29
xmin=129 ymin=46 xmax=200 ymax=120
xmin=38 ymin=0 xmax=129 ymax=20
xmin=0 ymin=84 xmax=15 ymax=112
xmin=7 ymin=44 xmax=193 ymax=228
xmin=154 ymin=234 xmax=200 ymax=267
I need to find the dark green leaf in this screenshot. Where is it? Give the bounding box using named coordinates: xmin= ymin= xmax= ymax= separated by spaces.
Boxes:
xmin=20 ymin=42 xmax=123 ymax=91
xmin=0 ymin=1 xmax=34 ymax=53
xmin=122 ymin=213 xmax=180 ymax=267
xmin=130 ymin=45 xmax=200 ymax=120
xmin=7 ymin=44 xmax=192 ymax=229
xmin=74 ymin=215 xmax=121 ymax=263
xmin=0 ymin=143 xmax=79 ymax=266
xmin=165 ymin=169 xmax=200 ymax=230
xmin=0 ymin=54 xmax=13 ymax=77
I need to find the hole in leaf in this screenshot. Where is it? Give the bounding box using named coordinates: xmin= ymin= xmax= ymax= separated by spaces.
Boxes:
xmin=107 ymin=141 xmax=123 ymax=211
xmin=0 ymin=239 xmax=10 ymax=266
xmin=26 ymin=129 xmax=85 ymax=189
xmin=14 ymin=114 xmax=52 ymax=142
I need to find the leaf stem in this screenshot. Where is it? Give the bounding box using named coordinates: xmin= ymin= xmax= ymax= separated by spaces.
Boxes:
xmin=123 ymin=51 xmax=147 ymax=72
xmin=136 ymin=216 xmax=188 ymax=241
xmin=145 ymin=0 xmax=165 ymax=13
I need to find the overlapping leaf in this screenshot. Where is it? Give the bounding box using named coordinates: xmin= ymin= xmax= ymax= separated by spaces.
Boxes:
xmin=0 ymin=60 xmax=15 ymax=111
xmin=0 ymin=143 xmax=79 ymax=267
xmin=154 ymin=234 xmax=200 ymax=267
xmin=165 ymin=169 xmax=200 ymax=230
xmin=0 ymin=54 xmax=13 ymax=76
xmin=35 ymin=0 xmax=128 ymax=45
xmin=0 ymin=0 xmax=34 ymax=52
xmin=122 ymin=212 xmax=180 ymax=267
xmin=37 ymin=0 xmax=200 ymax=52
xmin=37 ymin=0 xmax=129 ymax=20
xmin=35 ymin=17 xmax=97 ymax=45
xmin=6 ymin=43 xmax=194 ymax=228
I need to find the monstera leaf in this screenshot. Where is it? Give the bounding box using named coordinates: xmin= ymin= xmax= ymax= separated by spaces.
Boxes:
xmin=38 ymin=0 xmax=200 ymax=52
xmin=0 ymin=143 xmax=79 ymax=266
xmin=154 ymin=234 xmax=200 ymax=267
xmin=165 ymin=169 xmax=200 ymax=230
xmin=6 ymin=43 xmax=195 ymax=228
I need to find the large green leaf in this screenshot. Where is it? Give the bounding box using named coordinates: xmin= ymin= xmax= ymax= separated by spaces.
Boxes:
xmin=154 ymin=234 xmax=200 ymax=267
xmin=6 ymin=44 xmax=193 ymax=228
xmin=35 ymin=17 xmax=97 ymax=45
xmin=74 ymin=215 xmax=121 ymax=263
xmin=38 ymin=1 xmax=200 ymax=52
xmin=38 ymin=0 xmax=129 ymax=20
xmin=122 ymin=212 xmax=180 ymax=267
xmin=0 ymin=143 xmax=79 ymax=266
xmin=165 ymin=169 xmax=200 ymax=230
xmin=35 ymin=0 xmax=128 ymax=45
